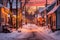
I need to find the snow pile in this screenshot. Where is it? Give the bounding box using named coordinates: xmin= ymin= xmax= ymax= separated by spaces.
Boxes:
xmin=49 ymin=31 xmax=60 ymax=40
xmin=43 ymin=27 xmax=52 ymax=34
xmin=38 ymin=26 xmax=52 ymax=34
xmin=39 ymin=26 xmax=60 ymax=40
xmin=0 ymin=31 xmax=21 ymax=40
xmin=0 ymin=30 xmax=32 ymax=40
xmin=40 ymin=26 xmax=60 ymax=40
xmin=37 ymin=26 xmax=60 ymax=40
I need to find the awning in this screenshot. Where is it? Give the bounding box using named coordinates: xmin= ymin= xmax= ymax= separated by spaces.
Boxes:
xmin=39 ymin=0 xmax=57 ymax=13
xmin=47 ymin=5 xmax=60 ymax=15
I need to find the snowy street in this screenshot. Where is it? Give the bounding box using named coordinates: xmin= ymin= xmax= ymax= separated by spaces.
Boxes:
xmin=0 ymin=24 xmax=57 ymax=40
xmin=0 ymin=0 xmax=60 ymax=40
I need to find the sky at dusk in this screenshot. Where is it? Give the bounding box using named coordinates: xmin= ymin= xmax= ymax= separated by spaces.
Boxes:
xmin=26 ymin=0 xmax=54 ymax=6
xmin=7 ymin=0 xmax=54 ymax=8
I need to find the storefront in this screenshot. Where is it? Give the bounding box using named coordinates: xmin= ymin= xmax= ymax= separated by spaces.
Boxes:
xmin=0 ymin=4 xmax=10 ymax=32
xmin=47 ymin=5 xmax=60 ymax=31
xmin=1 ymin=5 xmax=9 ymax=25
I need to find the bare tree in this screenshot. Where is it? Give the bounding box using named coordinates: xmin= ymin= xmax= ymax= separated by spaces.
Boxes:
xmin=8 ymin=0 xmax=13 ymax=27
xmin=15 ymin=0 xmax=30 ymax=29
xmin=3 ymin=0 xmax=8 ymax=7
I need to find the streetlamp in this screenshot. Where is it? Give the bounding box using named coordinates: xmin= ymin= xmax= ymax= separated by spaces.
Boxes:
xmin=0 ymin=0 xmax=3 ymax=32
xmin=45 ymin=0 xmax=48 ymax=25
xmin=46 ymin=0 xmax=47 ymax=7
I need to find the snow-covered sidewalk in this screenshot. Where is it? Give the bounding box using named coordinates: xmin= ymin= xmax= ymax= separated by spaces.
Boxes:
xmin=48 ymin=31 xmax=60 ymax=40
xmin=38 ymin=26 xmax=60 ymax=40
xmin=0 ymin=31 xmax=33 ymax=40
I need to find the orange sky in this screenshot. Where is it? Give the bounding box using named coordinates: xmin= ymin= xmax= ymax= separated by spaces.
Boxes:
xmin=26 ymin=0 xmax=54 ymax=6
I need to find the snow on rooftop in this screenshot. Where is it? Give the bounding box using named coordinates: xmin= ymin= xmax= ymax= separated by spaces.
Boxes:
xmin=39 ymin=0 xmax=57 ymax=13
xmin=47 ymin=5 xmax=59 ymax=15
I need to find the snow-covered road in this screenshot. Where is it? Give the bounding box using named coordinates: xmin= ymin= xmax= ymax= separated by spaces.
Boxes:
xmin=0 ymin=24 xmax=57 ymax=40
xmin=9 ymin=31 xmax=56 ymax=40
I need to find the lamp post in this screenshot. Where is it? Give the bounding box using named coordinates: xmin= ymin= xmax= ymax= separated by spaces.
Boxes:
xmin=0 ymin=0 xmax=3 ymax=32
xmin=45 ymin=0 xmax=48 ymax=25
xmin=46 ymin=0 xmax=47 ymax=7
